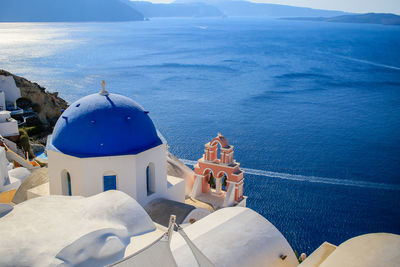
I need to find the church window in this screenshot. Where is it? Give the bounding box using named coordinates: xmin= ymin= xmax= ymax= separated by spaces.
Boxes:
xmin=104 ymin=175 xmax=117 ymax=191
xmin=61 ymin=170 xmax=72 ymax=196
xmin=146 ymin=163 xmax=155 ymax=196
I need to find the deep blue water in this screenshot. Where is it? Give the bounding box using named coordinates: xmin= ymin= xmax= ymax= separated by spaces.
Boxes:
xmin=1 ymin=18 xmax=400 ymax=253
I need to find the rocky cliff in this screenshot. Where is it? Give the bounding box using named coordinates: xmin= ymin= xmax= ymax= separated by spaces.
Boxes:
xmin=0 ymin=70 xmax=68 ymax=126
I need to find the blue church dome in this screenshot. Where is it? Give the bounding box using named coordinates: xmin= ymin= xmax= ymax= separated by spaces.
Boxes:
xmin=51 ymin=90 xmax=162 ymax=158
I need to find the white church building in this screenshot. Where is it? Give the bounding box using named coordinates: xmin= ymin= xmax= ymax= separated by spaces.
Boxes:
xmin=46 ymin=82 xmax=185 ymax=206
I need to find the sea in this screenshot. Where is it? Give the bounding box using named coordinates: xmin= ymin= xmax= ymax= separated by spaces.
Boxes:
xmin=1 ymin=17 xmax=399 ymax=254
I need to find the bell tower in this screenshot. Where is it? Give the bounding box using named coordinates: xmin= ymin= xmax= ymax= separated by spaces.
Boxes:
xmin=191 ymin=134 xmax=245 ymax=208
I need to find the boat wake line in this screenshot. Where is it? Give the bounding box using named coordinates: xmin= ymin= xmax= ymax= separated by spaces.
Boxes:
xmin=338 ymin=55 xmax=400 ymax=71
xmin=180 ymin=159 xmax=400 ymax=191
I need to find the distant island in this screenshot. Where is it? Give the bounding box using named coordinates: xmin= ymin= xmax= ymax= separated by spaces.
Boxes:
xmin=126 ymin=0 xmax=348 ymax=18
xmin=0 ymin=0 xmax=349 ymax=22
xmin=0 ymin=0 xmax=144 ymax=22
xmin=282 ymin=13 xmax=400 ymax=26
xmin=1 ymin=0 xmax=398 ymax=24
xmin=186 ymin=0 xmax=347 ymax=18
xmin=125 ymin=1 xmax=224 ymax=18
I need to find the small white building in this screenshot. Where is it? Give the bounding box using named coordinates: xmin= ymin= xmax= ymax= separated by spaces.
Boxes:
xmin=0 ymin=75 xmax=21 ymax=110
xmin=0 ymin=111 xmax=18 ymax=138
xmin=0 ymin=146 xmax=31 ymax=193
xmin=47 ymin=82 xmax=185 ymax=206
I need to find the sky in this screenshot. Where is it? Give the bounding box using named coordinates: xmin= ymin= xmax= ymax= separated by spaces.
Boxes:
xmin=147 ymin=0 xmax=400 ymax=14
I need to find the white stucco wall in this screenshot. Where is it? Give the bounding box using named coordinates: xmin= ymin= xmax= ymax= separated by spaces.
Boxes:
xmin=166 ymin=175 xmax=186 ymax=203
xmin=48 ymin=149 xmax=85 ymax=196
xmin=134 ymin=144 xmax=168 ymax=206
xmin=48 ymin=144 xmax=185 ymax=206
xmin=79 ymin=155 xmax=138 ymax=199
xmin=0 ymin=75 xmax=21 ymax=104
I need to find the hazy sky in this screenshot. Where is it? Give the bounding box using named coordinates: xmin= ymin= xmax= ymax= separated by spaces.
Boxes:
xmin=147 ymin=0 xmax=400 ymax=14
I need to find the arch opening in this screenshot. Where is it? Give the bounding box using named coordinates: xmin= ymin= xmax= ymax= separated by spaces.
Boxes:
xmin=217 ymin=171 xmax=228 ymax=191
xmin=211 ymin=140 xmax=223 ymax=162
xmin=203 ymin=169 xmax=215 ymax=189
xmin=61 ymin=170 xmax=72 ymax=196
xmin=146 ymin=163 xmax=156 ymax=196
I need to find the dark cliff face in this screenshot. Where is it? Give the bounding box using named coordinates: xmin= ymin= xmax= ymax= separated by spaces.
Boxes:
xmin=0 ymin=0 xmax=144 ymax=22
xmin=0 ymin=70 xmax=68 ymax=127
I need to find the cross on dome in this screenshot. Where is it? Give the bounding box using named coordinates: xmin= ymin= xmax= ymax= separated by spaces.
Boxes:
xmin=99 ymin=80 xmax=109 ymax=96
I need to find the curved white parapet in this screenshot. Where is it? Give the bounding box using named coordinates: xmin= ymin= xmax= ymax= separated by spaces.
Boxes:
xmin=170 ymin=207 xmax=298 ymax=267
xmin=0 ymin=190 xmax=156 ymax=267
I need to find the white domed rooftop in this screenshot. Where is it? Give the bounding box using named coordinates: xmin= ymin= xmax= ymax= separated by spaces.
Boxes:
xmin=319 ymin=233 xmax=400 ymax=267
xmin=170 ymin=207 xmax=298 ymax=267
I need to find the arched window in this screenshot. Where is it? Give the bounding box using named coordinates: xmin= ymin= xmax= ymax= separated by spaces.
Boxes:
xmin=103 ymin=174 xmax=117 ymax=191
xmin=204 ymin=169 xmax=215 ymax=189
xmin=221 ymin=173 xmax=228 ymax=191
xmin=61 ymin=170 xmax=72 ymax=196
xmin=146 ymin=163 xmax=155 ymax=196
